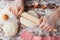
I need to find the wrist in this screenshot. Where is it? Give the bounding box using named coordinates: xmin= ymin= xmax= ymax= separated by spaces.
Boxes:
xmin=14 ymin=0 xmax=23 ymax=7
xmin=51 ymin=13 xmax=58 ymax=22
xmin=54 ymin=7 xmax=60 ymax=19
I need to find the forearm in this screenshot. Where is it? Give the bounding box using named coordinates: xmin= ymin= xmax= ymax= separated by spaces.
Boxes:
xmin=51 ymin=7 xmax=60 ymax=19
xmin=15 ymin=0 xmax=24 ymax=3
xmin=14 ymin=0 xmax=24 ymax=6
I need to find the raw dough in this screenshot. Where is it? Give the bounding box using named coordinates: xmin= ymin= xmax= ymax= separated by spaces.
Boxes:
xmin=27 ymin=10 xmax=39 ymax=18
xmin=20 ymin=11 xmax=39 ymax=28
xmin=3 ymin=22 xmax=18 ymax=36
xmin=20 ymin=17 xmax=37 ymax=28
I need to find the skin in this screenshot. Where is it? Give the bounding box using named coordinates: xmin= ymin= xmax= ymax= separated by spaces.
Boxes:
xmin=39 ymin=7 xmax=60 ymax=32
xmin=9 ymin=0 xmax=24 ymax=16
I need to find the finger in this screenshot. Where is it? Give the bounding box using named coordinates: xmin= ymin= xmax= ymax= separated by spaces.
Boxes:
xmin=40 ymin=24 xmax=45 ymax=29
xmin=42 ymin=23 xmax=48 ymax=30
xmin=18 ymin=9 xmax=22 ymax=16
xmin=15 ymin=9 xmax=18 ymax=16
xmin=38 ymin=16 xmax=44 ymax=25
xmin=45 ymin=25 xmax=51 ymax=31
xmin=17 ymin=7 xmax=21 ymax=12
xmin=43 ymin=16 xmax=46 ymax=21
xmin=48 ymin=26 xmax=54 ymax=32
xmin=16 ymin=7 xmax=20 ymax=16
xmin=18 ymin=7 xmax=24 ymax=16
xmin=39 ymin=22 xmax=45 ymax=28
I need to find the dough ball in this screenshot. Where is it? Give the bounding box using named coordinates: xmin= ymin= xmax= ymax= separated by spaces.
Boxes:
xmin=3 ymin=22 xmax=18 ymax=36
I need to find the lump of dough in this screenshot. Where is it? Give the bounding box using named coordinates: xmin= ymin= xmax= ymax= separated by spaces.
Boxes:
xmin=20 ymin=11 xmax=39 ymax=28
xmin=27 ymin=10 xmax=39 ymax=18
xmin=20 ymin=17 xmax=37 ymax=28
xmin=3 ymin=22 xmax=18 ymax=36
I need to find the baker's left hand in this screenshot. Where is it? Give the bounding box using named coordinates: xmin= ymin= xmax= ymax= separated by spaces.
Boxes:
xmin=9 ymin=0 xmax=24 ymax=16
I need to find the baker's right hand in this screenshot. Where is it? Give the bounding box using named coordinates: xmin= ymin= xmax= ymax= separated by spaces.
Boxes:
xmin=39 ymin=16 xmax=56 ymax=32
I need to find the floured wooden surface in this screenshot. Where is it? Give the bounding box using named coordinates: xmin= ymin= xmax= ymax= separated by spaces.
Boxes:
xmin=0 ymin=0 xmax=60 ymax=40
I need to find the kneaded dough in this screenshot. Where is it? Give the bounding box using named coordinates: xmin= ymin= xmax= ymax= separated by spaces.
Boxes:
xmin=20 ymin=17 xmax=37 ymax=28
xmin=20 ymin=11 xmax=39 ymax=28
xmin=27 ymin=10 xmax=39 ymax=18
xmin=3 ymin=22 xmax=18 ymax=36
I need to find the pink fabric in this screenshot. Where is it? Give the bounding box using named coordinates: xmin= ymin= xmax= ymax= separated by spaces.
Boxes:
xmin=43 ymin=36 xmax=51 ymax=40
xmin=32 ymin=36 xmax=42 ymax=40
xmin=58 ymin=36 xmax=60 ymax=40
xmin=51 ymin=36 xmax=56 ymax=40
xmin=20 ymin=30 xmax=34 ymax=40
xmin=56 ymin=36 xmax=60 ymax=40
xmin=20 ymin=30 xmax=60 ymax=40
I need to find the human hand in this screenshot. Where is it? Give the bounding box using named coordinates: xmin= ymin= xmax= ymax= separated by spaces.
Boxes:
xmin=39 ymin=16 xmax=56 ymax=32
xmin=9 ymin=0 xmax=24 ymax=16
